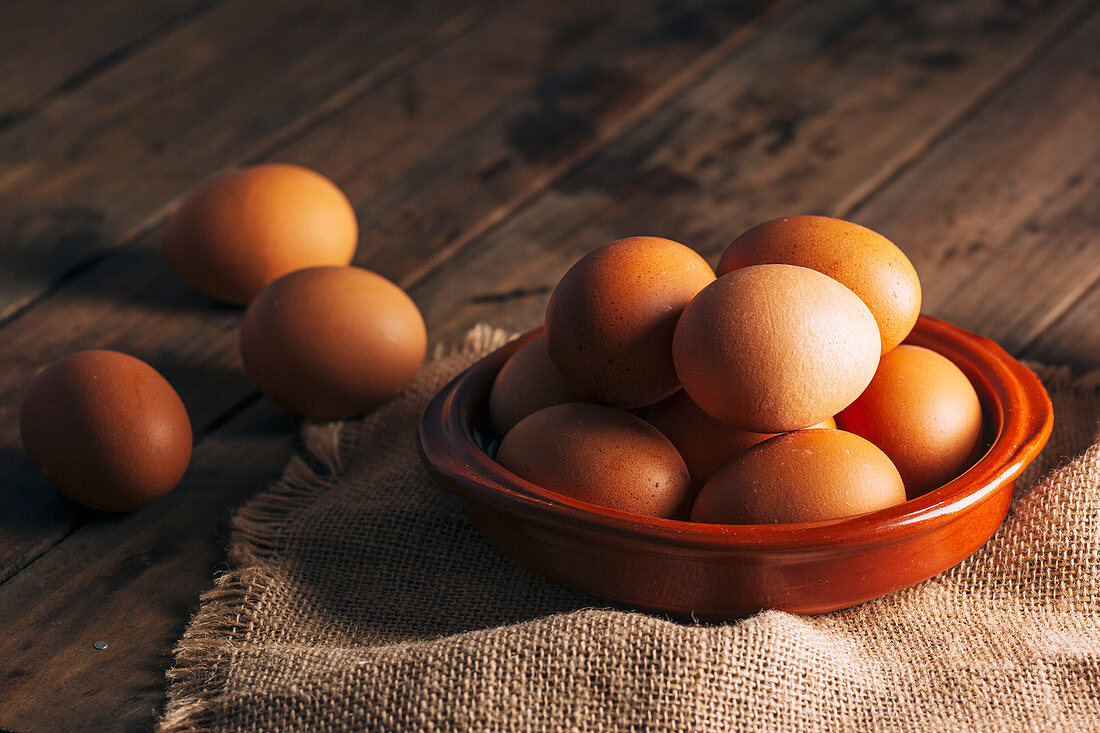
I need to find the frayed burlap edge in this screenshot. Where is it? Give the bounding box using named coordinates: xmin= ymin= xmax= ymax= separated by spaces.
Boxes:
xmin=158 ymin=325 xmax=511 ymax=733
xmin=158 ymin=329 xmax=1098 ymax=732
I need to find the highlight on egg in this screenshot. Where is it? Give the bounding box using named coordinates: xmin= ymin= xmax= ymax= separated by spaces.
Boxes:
xmin=673 ymin=264 xmax=881 ymax=433
xmin=690 ymin=429 xmax=906 ymax=524
xmin=160 ymin=163 xmax=359 ymax=306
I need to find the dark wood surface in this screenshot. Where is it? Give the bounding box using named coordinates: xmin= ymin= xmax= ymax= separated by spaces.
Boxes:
xmin=0 ymin=0 xmax=1096 ymax=730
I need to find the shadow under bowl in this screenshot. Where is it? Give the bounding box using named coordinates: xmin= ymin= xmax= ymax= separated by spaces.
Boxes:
xmin=418 ymin=316 xmax=1052 ymax=618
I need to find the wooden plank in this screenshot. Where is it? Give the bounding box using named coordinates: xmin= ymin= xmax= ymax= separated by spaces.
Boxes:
xmin=0 ymin=2 xmax=1093 ymax=729
xmin=0 ymin=0 xmax=496 ymax=584
xmin=1020 ymin=282 xmax=1100 ymax=371
xmin=0 ymin=0 xmax=786 ymax=582
xmin=0 ymin=0 xmax=219 ymax=127
xmin=843 ymin=12 xmax=1100 ymax=353
xmin=0 ymin=400 xmax=295 ymax=733
xmin=0 ymin=8 xmax=789 ymax=724
xmin=281 ymin=0 xmax=788 ymax=283
xmin=0 ymin=0 xmax=488 ymax=321
xmin=0 ymin=254 xmax=254 ymax=585
xmin=408 ymin=0 xmax=1096 ymax=346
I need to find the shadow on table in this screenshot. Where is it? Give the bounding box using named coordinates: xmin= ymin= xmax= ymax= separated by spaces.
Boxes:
xmin=0 ymin=445 xmax=92 ymax=580
xmin=1 ymin=236 xmax=243 ymax=317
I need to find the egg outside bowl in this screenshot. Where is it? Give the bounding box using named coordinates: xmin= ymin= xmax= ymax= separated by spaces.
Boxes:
xmin=418 ymin=316 xmax=1052 ymax=618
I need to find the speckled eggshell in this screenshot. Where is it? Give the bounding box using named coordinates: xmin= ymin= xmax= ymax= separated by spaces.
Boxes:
xmin=19 ymin=350 xmax=193 ymax=512
xmin=690 ymin=429 xmax=906 ymax=524
xmin=488 ymin=335 xmax=578 ymax=436
xmin=240 ymin=266 xmax=426 ymax=420
xmin=673 ymin=264 xmax=880 ymax=433
xmin=717 ymin=215 xmax=922 ymax=353
xmin=545 ymin=237 xmax=715 ymax=408
xmin=837 ymin=345 xmax=984 ymax=499
xmin=496 ymin=403 xmax=692 ymax=519
xmin=161 ymin=163 xmax=358 ymax=306
xmin=640 ymin=389 xmax=835 ymax=490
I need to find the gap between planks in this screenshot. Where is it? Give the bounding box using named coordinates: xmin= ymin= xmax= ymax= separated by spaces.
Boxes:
xmin=0 ymin=1 xmax=495 ymax=332
xmin=834 ymin=0 xmax=1099 ymax=220
xmin=833 ymin=0 xmax=1100 ymax=365
xmin=0 ymin=0 xmax=797 ymax=585
xmin=0 ymin=2 xmax=1091 ymax=726
xmin=4 ymin=0 xmax=1093 ymax=583
xmin=0 ymin=0 xmax=228 ymax=133
xmin=1014 ymin=260 xmax=1100 ymax=360
xmin=394 ymin=0 xmax=801 ymax=290
xmin=4 ymin=0 xmax=1091 ymax=583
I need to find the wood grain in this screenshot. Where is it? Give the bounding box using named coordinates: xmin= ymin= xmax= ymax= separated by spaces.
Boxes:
xmin=0 ymin=6 xmax=789 ymax=723
xmin=1021 ymin=283 xmax=1100 ymax=370
xmin=0 ymin=0 xmax=493 ymax=585
xmin=0 ymin=400 xmax=295 ymax=733
xmin=315 ymin=0 xmax=785 ymax=285
xmin=0 ymin=1 xmax=1096 ymax=729
xmin=0 ymin=0 xmax=487 ymax=321
xmin=844 ymin=12 xmax=1100 ymax=351
xmin=409 ymin=0 xmax=1094 ymax=345
xmin=0 ymin=0 xmax=219 ymax=127
xmin=0 ymin=0 xmax=784 ymax=583
xmin=0 ymin=0 xmax=1086 ymax=618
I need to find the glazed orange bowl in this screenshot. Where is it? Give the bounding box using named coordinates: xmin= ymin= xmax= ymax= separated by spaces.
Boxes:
xmin=418 ymin=315 xmax=1052 ymax=618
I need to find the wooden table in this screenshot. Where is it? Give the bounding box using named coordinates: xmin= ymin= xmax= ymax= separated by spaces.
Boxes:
xmin=1 ymin=0 xmax=1096 ymax=729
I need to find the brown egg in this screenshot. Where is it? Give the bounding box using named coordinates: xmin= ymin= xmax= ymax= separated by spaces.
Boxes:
xmin=673 ymin=264 xmax=880 ymax=433
xmin=19 ymin=350 xmax=192 ymax=512
xmin=690 ymin=429 xmax=905 ymax=524
xmin=717 ymin=215 xmax=921 ymax=353
xmin=240 ymin=266 xmax=426 ymax=420
xmin=545 ymin=236 xmax=715 ymax=408
xmin=640 ymin=389 xmax=836 ymax=490
xmin=837 ymin=345 xmax=984 ymax=498
xmin=161 ymin=163 xmax=358 ymax=305
xmin=496 ymin=403 xmax=692 ymax=518
xmin=489 ymin=335 xmax=578 ymax=436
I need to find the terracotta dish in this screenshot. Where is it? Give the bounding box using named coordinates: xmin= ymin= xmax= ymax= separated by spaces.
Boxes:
xmin=418 ymin=316 xmax=1053 ymax=618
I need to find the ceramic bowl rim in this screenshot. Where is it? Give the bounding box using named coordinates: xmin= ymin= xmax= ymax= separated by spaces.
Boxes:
xmin=418 ymin=315 xmax=1053 ymax=553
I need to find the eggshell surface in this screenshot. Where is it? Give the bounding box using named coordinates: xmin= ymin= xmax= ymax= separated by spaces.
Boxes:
xmin=640 ymin=389 xmax=836 ymax=490
xmin=19 ymin=350 xmax=192 ymax=512
xmin=489 ymin=335 xmax=577 ymax=435
xmin=240 ymin=266 xmax=426 ymax=420
xmin=690 ymin=429 xmax=905 ymax=524
xmin=717 ymin=215 xmax=921 ymax=353
xmin=545 ymin=237 xmax=715 ymax=408
xmin=497 ymin=403 xmax=692 ymax=518
xmin=673 ymin=264 xmax=880 ymax=433
xmin=161 ymin=163 xmax=358 ymax=305
xmin=837 ymin=345 xmax=984 ymax=498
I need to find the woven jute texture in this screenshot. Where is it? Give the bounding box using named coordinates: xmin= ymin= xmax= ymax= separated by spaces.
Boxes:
xmin=160 ymin=326 xmax=1100 ymax=732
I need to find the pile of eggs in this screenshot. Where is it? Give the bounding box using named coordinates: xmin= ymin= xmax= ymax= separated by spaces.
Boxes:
xmin=20 ymin=164 xmax=426 ymax=512
xmin=491 ymin=218 xmax=984 ymax=524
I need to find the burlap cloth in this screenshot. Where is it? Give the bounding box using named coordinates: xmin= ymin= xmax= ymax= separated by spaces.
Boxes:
xmin=160 ymin=326 xmax=1100 ymax=732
